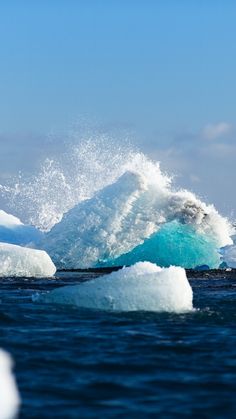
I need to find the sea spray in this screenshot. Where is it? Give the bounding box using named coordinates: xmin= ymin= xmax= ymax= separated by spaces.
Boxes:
xmin=0 ymin=135 xmax=142 ymax=231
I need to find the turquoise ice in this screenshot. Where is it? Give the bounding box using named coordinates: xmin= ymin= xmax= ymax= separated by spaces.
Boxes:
xmin=98 ymin=221 xmax=221 ymax=269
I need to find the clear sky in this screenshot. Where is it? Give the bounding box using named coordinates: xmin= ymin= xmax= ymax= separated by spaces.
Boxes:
xmin=0 ymin=1 xmax=236 ymax=216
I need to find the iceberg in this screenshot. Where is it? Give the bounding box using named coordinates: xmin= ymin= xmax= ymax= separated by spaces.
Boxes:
xmin=1 ymin=139 xmax=233 ymax=270
xmin=0 ymin=210 xmax=42 ymax=246
xmin=0 ymin=349 xmax=20 ymax=419
xmin=44 ymin=170 xmax=232 ymax=269
xmin=34 ymin=262 xmax=193 ymax=313
xmin=220 ymin=244 xmax=236 ymax=268
xmin=0 ymin=243 xmax=56 ymax=277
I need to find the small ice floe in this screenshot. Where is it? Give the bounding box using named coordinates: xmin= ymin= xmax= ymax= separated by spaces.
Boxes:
xmin=0 ymin=242 xmax=56 ymax=277
xmin=0 ymin=349 xmax=20 ymax=419
xmin=34 ymin=262 xmax=193 ymax=313
xmin=220 ymin=245 xmax=236 ymax=269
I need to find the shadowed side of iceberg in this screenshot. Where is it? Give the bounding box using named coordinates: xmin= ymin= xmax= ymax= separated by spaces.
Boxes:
xmin=34 ymin=262 xmax=193 ymax=313
xmin=0 ymin=210 xmax=42 ymax=246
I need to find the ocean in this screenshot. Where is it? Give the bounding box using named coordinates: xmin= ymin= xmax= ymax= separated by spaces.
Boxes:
xmin=1 ymin=270 xmax=236 ymax=418
xmin=0 ymin=139 xmax=236 ymax=418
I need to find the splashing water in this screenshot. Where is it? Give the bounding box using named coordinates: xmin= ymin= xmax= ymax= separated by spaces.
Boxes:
xmin=0 ymin=134 xmax=164 ymax=232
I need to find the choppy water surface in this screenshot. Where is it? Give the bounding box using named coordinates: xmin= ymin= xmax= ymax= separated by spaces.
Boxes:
xmin=1 ymin=271 xmax=236 ymax=418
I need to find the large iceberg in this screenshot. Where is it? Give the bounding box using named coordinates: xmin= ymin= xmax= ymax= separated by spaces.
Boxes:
xmin=0 ymin=243 xmax=56 ymax=277
xmin=0 ymin=349 xmax=20 ymax=419
xmin=43 ymin=170 xmax=232 ymax=269
xmin=0 ymin=210 xmax=41 ymax=246
xmin=34 ymin=262 xmax=193 ymax=312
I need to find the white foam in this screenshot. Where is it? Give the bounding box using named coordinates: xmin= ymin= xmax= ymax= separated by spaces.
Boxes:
xmin=0 ymin=350 xmax=20 ymax=419
xmin=0 ymin=243 xmax=56 ymax=277
xmin=35 ymin=262 xmax=193 ymax=313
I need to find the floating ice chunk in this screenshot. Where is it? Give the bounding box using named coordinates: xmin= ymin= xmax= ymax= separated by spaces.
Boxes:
xmin=0 ymin=243 xmax=56 ymax=277
xmin=0 ymin=210 xmax=42 ymax=246
xmin=35 ymin=262 xmax=193 ymax=313
xmin=0 ymin=349 xmax=20 ymax=419
xmin=220 ymin=245 xmax=236 ymax=269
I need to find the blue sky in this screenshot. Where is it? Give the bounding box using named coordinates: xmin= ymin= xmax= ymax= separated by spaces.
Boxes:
xmin=0 ymin=1 xmax=236 ymax=215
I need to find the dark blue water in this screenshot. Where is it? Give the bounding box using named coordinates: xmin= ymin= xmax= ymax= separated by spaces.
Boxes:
xmin=1 ymin=271 xmax=236 ymax=418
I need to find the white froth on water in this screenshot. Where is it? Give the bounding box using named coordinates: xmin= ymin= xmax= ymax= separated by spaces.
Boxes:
xmin=0 ymin=349 xmax=20 ymax=419
xmin=34 ymin=262 xmax=193 ymax=312
xmin=0 ymin=243 xmax=56 ymax=277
